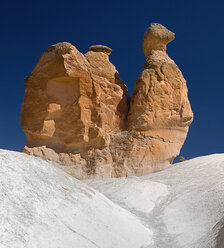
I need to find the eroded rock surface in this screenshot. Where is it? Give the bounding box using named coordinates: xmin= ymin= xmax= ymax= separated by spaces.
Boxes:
xmin=128 ymin=23 xmax=193 ymax=169
xmin=20 ymin=23 xmax=193 ymax=178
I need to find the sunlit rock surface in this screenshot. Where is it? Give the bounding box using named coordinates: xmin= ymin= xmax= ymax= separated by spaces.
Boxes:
xmin=128 ymin=23 xmax=193 ymax=170
xmin=86 ymin=154 xmax=224 ymax=248
xmin=20 ymin=23 xmax=193 ymax=178
xmin=1 ymin=150 xmax=224 ymax=247
xmin=0 ymin=149 xmax=152 ymax=248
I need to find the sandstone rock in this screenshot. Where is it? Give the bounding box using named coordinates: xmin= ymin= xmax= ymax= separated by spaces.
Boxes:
xmin=20 ymin=42 xmax=130 ymax=178
xmin=20 ymin=23 xmax=193 ymax=178
xmin=89 ymin=45 xmax=112 ymax=55
xmin=20 ymin=42 xmax=93 ymax=150
xmin=142 ymin=23 xmax=175 ymax=57
xmin=128 ymin=23 xmax=193 ymax=168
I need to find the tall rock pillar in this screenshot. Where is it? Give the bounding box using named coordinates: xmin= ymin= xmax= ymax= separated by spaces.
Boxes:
xmin=128 ymin=23 xmax=193 ymax=168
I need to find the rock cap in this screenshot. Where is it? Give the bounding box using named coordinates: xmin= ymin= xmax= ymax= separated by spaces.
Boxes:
xmin=143 ymin=23 xmax=175 ymax=57
xmin=89 ymin=45 xmax=112 ymax=55
xmin=45 ymin=42 xmax=76 ymax=54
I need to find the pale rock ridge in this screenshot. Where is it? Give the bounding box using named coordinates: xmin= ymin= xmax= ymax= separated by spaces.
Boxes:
xmin=20 ymin=23 xmax=193 ymax=178
xmin=0 ymin=149 xmax=152 ymax=248
xmin=85 ymin=154 xmax=224 ymax=247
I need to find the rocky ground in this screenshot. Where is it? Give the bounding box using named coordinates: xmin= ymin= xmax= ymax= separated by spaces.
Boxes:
xmin=1 ymin=149 xmax=224 ymax=247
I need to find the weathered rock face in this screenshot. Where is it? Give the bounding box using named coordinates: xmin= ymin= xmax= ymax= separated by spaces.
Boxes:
xmin=20 ymin=23 xmax=193 ymax=179
xmin=128 ymin=23 xmax=193 ymax=168
xmin=20 ymin=43 xmax=130 ymax=178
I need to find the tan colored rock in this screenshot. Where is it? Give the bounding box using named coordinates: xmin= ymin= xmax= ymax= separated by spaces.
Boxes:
xmin=84 ymin=45 xmax=130 ymax=134
xmin=142 ymin=23 xmax=175 ymax=57
xmin=89 ymin=45 xmax=112 ymax=55
xmin=20 ymin=42 xmax=130 ymax=178
xmin=20 ymin=23 xmax=193 ymax=178
xmin=20 ymin=42 xmax=93 ymax=150
xmin=128 ymin=23 xmax=193 ymax=167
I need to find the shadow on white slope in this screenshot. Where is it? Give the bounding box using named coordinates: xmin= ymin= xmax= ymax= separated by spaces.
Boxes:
xmin=2 ymin=149 xmax=224 ymax=248
xmin=0 ymin=149 xmax=152 ymax=248
xmin=86 ymin=154 xmax=224 ymax=248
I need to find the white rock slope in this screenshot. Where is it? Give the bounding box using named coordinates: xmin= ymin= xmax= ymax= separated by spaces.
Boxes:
xmin=1 ymin=149 xmax=224 ymax=248
xmin=0 ymin=149 xmax=152 ymax=248
xmin=86 ymin=154 xmax=224 ymax=248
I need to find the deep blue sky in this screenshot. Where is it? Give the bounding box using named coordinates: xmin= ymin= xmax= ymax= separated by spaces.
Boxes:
xmin=0 ymin=0 xmax=223 ymax=160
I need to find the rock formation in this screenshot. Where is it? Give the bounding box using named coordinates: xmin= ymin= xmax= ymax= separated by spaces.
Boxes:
xmin=20 ymin=23 xmax=193 ymax=178
xmin=128 ymin=23 xmax=193 ymax=170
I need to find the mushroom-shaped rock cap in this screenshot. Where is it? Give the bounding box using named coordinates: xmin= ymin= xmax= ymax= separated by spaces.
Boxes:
xmin=45 ymin=42 xmax=77 ymax=54
xmin=143 ymin=23 xmax=175 ymax=57
xmin=89 ymin=45 xmax=112 ymax=55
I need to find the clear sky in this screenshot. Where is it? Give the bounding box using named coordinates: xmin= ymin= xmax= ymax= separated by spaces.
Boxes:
xmin=1 ymin=0 xmax=223 ymax=160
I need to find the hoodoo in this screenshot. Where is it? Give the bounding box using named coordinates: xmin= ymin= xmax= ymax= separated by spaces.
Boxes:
xmin=128 ymin=23 xmax=193 ymax=170
xmin=20 ymin=23 xmax=193 ymax=178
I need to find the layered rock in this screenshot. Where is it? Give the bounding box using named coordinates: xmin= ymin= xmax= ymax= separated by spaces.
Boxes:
xmin=20 ymin=23 xmax=193 ymax=178
xmin=20 ymin=43 xmax=130 ymax=178
xmin=128 ymin=23 xmax=193 ymax=168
